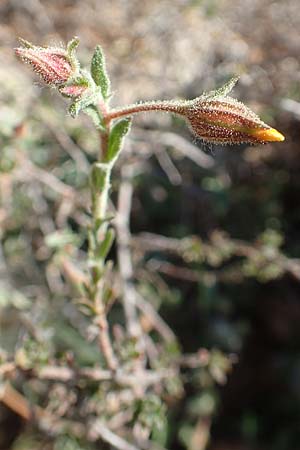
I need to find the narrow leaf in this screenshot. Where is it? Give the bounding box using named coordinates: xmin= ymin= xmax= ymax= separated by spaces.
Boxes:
xmin=95 ymin=228 xmax=115 ymax=260
xmin=203 ymin=75 xmax=240 ymax=100
xmin=91 ymin=45 xmax=111 ymax=99
xmin=67 ymin=36 xmax=80 ymax=72
xmin=17 ymin=38 xmax=35 ymax=49
xmin=67 ymin=36 xmax=80 ymax=55
xmin=105 ymin=118 xmax=131 ymax=163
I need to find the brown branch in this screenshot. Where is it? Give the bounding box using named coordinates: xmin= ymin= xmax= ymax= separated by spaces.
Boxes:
xmin=38 ymin=365 xmax=111 ymax=382
xmin=153 ymin=146 xmax=182 ymax=185
xmin=89 ymin=420 xmax=140 ymax=450
xmin=135 ymin=292 xmax=176 ymax=343
xmin=116 ymin=164 xmax=144 ymax=341
xmin=15 ymin=155 xmax=75 ymax=198
xmin=0 ymin=382 xmax=41 ymax=421
xmin=94 ymin=307 xmax=118 ymax=371
xmin=31 ymin=364 xmax=176 ymax=387
xmin=134 ymin=232 xmax=300 ymax=282
xmin=147 ymin=259 xmax=200 ymax=282
xmin=132 ymin=129 xmax=215 ymax=169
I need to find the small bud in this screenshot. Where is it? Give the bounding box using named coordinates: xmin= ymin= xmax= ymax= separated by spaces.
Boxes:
xmin=185 ymin=96 xmax=285 ymax=145
xmin=15 ymin=39 xmax=75 ymax=86
xmin=59 ymin=84 xmax=88 ymax=98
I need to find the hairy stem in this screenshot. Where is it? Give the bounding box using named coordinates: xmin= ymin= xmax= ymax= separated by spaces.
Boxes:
xmin=89 ymin=110 xmax=118 ymax=371
xmin=91 ymin=163 xmax=111 ymax=228
xmin=89 ymin=99 xmax=187 ymax=371
xmin=105 ymin=100 xmax=187 ymax=122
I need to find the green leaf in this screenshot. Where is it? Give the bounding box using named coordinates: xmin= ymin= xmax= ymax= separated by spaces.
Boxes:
xmin=68 ymin=91 xmax=99 ymax=118
xmin=95 ymin=228 xmax=115 ymax=260
xmin=105 ymin=118 xmax=132 ymax=163
xmin=68 ymin=100 xmax=81 ymax=118
xmin=91 ymin=45 xmax=111 ymax=99
xmin=84 ymin=104 xmax=106 ymax=131
xmin=203 ymin=75 xmax=240 ymax=100
xmin=67 ymin=36 xmax=80 ymax=57
xmin=89 ymin=263 xmax=103 ymax=283
xmin=67 ymin=36 xmax=80 ymax=72
xmin=18 ymin=37 xmax=35 ymax=49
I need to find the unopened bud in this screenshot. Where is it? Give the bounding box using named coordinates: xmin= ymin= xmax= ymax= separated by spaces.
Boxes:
xmin=184 ymin=96 xmax=284 ymax=145
xmin=15 ymin=40 xmax=75 ymax=86
xmin=59 ymin=84 xmax=88 ymax=98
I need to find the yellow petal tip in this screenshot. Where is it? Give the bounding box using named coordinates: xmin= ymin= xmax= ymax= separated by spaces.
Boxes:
xmin=253 ymin=128 xmax=285 ymax=142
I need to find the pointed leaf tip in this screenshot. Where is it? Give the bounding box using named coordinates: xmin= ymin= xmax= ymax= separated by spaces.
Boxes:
xmin=105 ymin=118 xmax=132 ymax=163
xmin=67 ymin=36 xmax=80 ymax=53
xmin=17 ymin=37 xmax=35 ymax=49
xmin=91 ymin=45 xmax=111 ymax=99
xmin=204 ymin=75 xmax=240 ymax=100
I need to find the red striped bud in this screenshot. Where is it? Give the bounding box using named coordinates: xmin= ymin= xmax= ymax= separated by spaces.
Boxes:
xmin=182 ymin=77 xmax=284 ymax=145
xmin=59 ymin=84 xmax=88 ymax=98
xmin=15 ymin=39 xmax=75 ymax=86
xmin=185 ymin=96 xmax=284 ymax=145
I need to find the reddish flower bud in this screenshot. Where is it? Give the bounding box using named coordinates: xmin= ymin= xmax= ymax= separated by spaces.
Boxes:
xmin=185 ymin=96 xmax=285 ymax=145
xmin=15 ymin=40 xmax=74 ymax=86
xmin=59 ymin=84 xmax=88 ymax=98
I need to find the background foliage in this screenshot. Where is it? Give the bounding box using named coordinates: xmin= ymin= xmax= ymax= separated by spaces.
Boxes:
xmin=1 ymin=1 xmax=300 ymax=449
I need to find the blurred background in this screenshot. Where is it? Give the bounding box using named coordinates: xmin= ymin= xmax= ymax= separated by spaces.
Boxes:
xmin=1 ymin=0 xmax=300 ymax=449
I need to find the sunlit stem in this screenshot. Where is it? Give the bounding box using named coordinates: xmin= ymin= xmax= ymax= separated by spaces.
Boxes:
xmin=105 ymin=100 xmax=187 ymax=122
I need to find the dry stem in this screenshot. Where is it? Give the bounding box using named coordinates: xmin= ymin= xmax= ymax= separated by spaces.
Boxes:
xmin=116 ymin=164 xmax=143 ymax=340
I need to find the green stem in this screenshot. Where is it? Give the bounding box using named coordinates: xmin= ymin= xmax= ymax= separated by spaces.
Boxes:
xmin=92 ymin=164 xmax=111 ymax=228
xmin=89 ymin=114 xmax=118 ymax=371
xmin=90 ymin=98 xmax=185 ymax=370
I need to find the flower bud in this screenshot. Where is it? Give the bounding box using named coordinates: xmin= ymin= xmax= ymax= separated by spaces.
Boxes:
xmin=59 ymin=84 xmax=89 ymax=98
xmin=184 ymin=96 xmax=284 ymax=145
xmin=15 ymin=40 xmax=74 ymax=86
